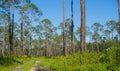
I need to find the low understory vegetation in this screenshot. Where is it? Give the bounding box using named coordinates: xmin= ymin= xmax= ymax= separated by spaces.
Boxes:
xmin=40 ymin=47 xmax=120 ymax=71
xmin=0 ymin=47 xmax=119 ymax=71
xmin=0 ymin=56 xmax=33 ymax=71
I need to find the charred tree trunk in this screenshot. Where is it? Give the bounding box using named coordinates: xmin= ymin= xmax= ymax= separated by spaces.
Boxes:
xmin=71 ymin=0 xmax=74 ymax=53
xmin=8 ymin=1 xmax=12 ymax=55
xmin=11 ymin=0 xmax=15 ymax=55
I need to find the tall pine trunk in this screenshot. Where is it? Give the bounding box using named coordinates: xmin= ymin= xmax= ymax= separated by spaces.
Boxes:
xmin=118 ymin=0 xmax=120 ymax=22
xmin=80 ymin=0 xmax=86 ymax=52
xmin=62 ymin=0 xmax=66 ymax=56
xmin=71 ymin=0 xmax=74 ymax=53
xmin=29 ymin=18 xmax=32 ymax=55
xmin=21 ymin=0 xmax=24 ymax=55
xmin=8 ymin=0 xmax=12 ymax=55
xmin=45 ymin=29 xmax=48 ymax=56
xmin=11 ymin=0 xmax=15 ymax=55
xmin=118 ymin=0 xmax=120 ymax=40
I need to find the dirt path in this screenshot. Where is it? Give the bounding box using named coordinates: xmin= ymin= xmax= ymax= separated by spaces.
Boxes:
xmin=13 ymin=62 xmax=28 ymax=71
xmin=30 ymin=61 xmax=40 ymax=71
xmin=14 ymin=60 xmax=46 ymax=71
xmin=30 ymin=61 xmax=46 ymax=71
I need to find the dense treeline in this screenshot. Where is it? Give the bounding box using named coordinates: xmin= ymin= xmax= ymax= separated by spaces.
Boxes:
xmin=0 ymin=0 xmax=120 ymax=57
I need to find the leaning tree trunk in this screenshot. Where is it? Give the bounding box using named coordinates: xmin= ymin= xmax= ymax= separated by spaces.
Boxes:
xmin=80 ymin=0 xmax=86 ymax=52
xmin=62 ymin=0 xmax=66 ymax=56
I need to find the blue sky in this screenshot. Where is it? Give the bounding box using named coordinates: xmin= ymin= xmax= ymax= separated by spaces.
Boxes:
xmin=30 ymin=0 xmax=118 ymax=31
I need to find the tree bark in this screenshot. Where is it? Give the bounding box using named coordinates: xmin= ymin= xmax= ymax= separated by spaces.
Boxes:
xmin=21 ymin=0 xmax=24 ymax=55
xmin=96 ymin=39 xmax=99 ymax=52
xmin=80 ymin=0 xmax=86 ymax=52
xmin=62 ymin=0 xmax=66 ymax=56
xmin=11 ymin=0 xmax=15 ymax=55
xmin=45 ymin=32 xmax=48 ymax=56
xmin=118 ymin=0 xmax=120 ymax=22
xmin=29 ymin=17 xmax=32 ymax=55
xmin=118 ymin=0 xmax=120 ymax=41
xmin=8 ymin=0 xmax=12 ymax=56
xmin=71 ymin=0 xmax=74 ymax=54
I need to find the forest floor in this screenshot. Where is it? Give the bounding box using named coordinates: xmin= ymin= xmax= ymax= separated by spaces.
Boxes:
xmin=29 ymin=60 xmax=45 ymax=71
xmin=14 ymin=59 xmax=46 ymax=71
xmin=14 ymin=61 xmax=30 ymax=71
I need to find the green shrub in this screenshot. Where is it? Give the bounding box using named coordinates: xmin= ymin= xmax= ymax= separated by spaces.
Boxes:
xmin=40 ymin=48 xmax=120 ymax=71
